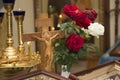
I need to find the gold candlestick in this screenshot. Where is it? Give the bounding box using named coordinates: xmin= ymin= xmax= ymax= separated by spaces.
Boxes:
xmin=3 ymin=0 xmax=17 ymax=59
xmin=13 ymin=9 xmax=25 ymax=54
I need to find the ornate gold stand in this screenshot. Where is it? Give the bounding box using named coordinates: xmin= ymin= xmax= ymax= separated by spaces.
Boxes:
xmin=0 ymin=0 xmax=40 ymax=69
xmin=3 ymin=1 xmax=17 ymax=60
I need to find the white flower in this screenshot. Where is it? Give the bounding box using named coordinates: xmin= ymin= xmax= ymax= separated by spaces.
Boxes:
xmin=88 ymin=23 xmax=104 ymax=38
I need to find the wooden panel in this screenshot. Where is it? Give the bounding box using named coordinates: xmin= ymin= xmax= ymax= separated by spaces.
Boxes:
xmin=7 ymin=70 xmax=79 ymax=80
xmin=110 ymin=43 xmax=120 ymax=56
xmin=103 ymin=0 xmax=110 ymax=51
xmin=86 ymin=56 xmax=100 ymax=69
xmin=36 ymin=18 xmax=53 ymax=27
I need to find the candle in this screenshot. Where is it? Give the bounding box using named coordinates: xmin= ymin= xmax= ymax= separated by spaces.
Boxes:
xmin=59 ymin=14 xmax=62 ymax=24
xmin=3 ymin=0 xmax=15 ymax=3
xmin=59 ymin=14 xmax=62 ymax=19
xmin=27 ymin=41 xmax=31 ymax=53
xmin=49 ymin=5 xmax=53 ymax=13
xmin=0 ymin=12 xmax=4 ymax=17
xmin=13 ymin=9 xmax=25 ymax=16
xmin=51 ymin=26 xmax=55 ymax=31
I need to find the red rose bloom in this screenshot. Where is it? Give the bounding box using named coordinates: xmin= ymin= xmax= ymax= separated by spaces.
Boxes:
xmin=62 ymin=4 xmax=81 ymax=20
xmin=75 ymin=13 xmax=91 ymax=29
xmin=62 ymin=4 xmax=91 ymax=29
xmin=85 ymin=8 xmax=97 ymax=22
xmin=66 ymin=33 xmax=84 ymax=52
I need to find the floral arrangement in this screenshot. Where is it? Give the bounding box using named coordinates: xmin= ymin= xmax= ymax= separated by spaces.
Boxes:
xmin=53 ymin=4 xmax=104 ymax=70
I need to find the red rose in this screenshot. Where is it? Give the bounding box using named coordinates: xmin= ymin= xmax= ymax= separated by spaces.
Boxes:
xmin=75 ymin=13 xmax=91 ymax=29
xmin=62 ymin=4 xmax=91 ymax=29
xmin=66 ymin=33 xmax=84 ymax=52
xmin=85 ymin=8 xmax=97 ymax=22
xmin=62 ymin=4 xmax=82 ymax=20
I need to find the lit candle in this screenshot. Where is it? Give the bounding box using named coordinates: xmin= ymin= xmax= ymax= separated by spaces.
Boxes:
xmin=13 ymin=8 xmax=25 ymax=16
xmin=59 ymin=14 xmax=62 ymax=24
xmin=49 ymin=5 xmax=53 ymax=14
xmin=51 ymin=26 xmax=55 ymax=31
xmin=59 ymin=14 xmax=62 ymax=19
xmin=3 ymin=0 xmax=15 ymax=3
xmin=27 ymin=41 xmax=31 ymax=53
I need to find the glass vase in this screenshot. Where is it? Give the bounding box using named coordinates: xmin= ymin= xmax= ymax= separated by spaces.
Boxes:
xmin=61 ymin=65 xmax=70 ymax=78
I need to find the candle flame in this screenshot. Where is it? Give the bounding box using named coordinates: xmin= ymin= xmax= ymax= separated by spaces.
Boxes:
xmin=27 ymin=41 xmax=31 ymax=45
xmin=59 ymin=14 xmax=62 ymax=19
xmin=49 ymin=5 xmax=52 ymax=8
xmin=51 ymin=27 xmax=55 ymax=31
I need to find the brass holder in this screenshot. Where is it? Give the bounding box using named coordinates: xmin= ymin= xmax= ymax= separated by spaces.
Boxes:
xmin=0 ymin=0 xmax=40 ymax=69
xmin=2 ymin=1 xmax=17 ymax=60
xmin=13 ymin=11 xmax=25 ymax=55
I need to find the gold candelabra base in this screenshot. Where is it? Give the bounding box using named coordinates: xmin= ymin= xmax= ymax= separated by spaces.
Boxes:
xmin=0 ymin=52 xmax=41 ymax=69
xmin=3 ymin=46 xmax=17 ymax=59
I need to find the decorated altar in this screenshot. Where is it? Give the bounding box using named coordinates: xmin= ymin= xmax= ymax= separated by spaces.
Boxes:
xmin=1 ymin=0 xmax=120 ymax=80
xmin=0 ymin=0 xmax=40 ymax=79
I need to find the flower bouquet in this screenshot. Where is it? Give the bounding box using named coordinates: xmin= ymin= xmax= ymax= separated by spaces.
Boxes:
xmin=53 ymin=4 xmax=104 ymax=71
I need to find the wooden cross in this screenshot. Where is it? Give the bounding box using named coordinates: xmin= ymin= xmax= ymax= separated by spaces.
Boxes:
xmin=35 ymin=13 xmax=54 ymax=33
xmin=23 ymin=13 xmax=64 ymax=72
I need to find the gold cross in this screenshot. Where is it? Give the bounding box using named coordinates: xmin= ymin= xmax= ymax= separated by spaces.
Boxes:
xmin=23 ymin=13 xmax=64 ymax=72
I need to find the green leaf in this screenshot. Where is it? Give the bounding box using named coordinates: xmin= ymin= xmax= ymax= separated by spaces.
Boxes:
xmin=78 ymin=47 xmax=87 ymax=58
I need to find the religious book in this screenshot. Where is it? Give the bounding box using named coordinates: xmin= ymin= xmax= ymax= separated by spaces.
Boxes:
xmin=75 ymin=60 xmax=120 ymax=80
